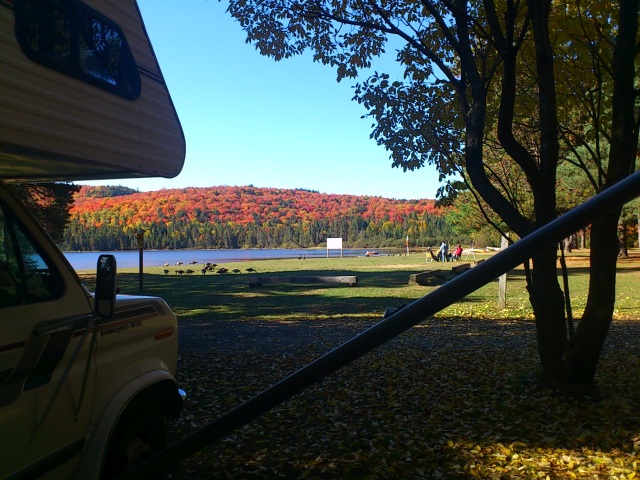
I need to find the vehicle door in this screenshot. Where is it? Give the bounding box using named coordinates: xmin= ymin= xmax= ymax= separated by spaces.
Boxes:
xmin=0 ymin=195 xmax=97 ymax=479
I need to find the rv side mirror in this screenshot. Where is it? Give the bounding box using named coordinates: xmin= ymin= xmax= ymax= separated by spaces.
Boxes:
xmin=95 ymin=254 xmax=117 ymax=318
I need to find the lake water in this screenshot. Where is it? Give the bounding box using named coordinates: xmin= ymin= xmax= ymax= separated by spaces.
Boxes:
xmin=64 ymin=248 xmax=395 ymax=271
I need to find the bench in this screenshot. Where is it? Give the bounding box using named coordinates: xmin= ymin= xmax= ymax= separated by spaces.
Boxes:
xmin=408 ymin=270 xmax=441 ymax=286
xmin=451 ymin=263 xmax=471 ymax=273
xmin=410 ymin=263 xmax=480 ymax=286
xmin=249 ymin=275 xmax=358 ymax=287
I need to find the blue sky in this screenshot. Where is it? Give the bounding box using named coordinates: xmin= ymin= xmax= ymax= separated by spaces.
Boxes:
xmin=84 ymin=0 xmax=442 ymax=200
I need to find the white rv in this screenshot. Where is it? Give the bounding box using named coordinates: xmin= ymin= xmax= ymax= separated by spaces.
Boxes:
xmin=0 ymin=0 xmax=185 ymax=478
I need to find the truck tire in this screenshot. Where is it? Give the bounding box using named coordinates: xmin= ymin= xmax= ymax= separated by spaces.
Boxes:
xmin=101 ymin=406 xmax=167 ymax=479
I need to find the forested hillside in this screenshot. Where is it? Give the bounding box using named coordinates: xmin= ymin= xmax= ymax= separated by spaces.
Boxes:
xmin=61 ymin=185 xmax=459 ymax=250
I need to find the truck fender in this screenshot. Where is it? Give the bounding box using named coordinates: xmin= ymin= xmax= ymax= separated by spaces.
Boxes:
xmin=74 ymin=370 xmax=182 ymax=479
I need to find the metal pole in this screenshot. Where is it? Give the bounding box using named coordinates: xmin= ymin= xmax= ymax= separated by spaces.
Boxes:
xmin=119 ymin=171 xmax=640 ymax=480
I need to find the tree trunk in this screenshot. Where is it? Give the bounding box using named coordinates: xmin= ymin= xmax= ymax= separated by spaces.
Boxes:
xmin=562 ymin=0 xmax=638 ymax=391
xmin=563 ymin=235 xmax=573 ymax=253
xmin=617 ymin=220 xmax=628 ymax=257
xmin=528 ymin=246 xmax=567 ymax=385
xmin=563 ymin=212 xmax=619 ymax=390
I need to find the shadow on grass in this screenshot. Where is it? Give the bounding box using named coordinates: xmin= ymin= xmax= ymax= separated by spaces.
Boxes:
xmin=108 ymin=270 xmax=505 ymax=326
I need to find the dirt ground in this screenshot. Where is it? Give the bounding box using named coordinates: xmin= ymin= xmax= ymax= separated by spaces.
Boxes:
xmin=177 ymin=317 xmax=380 ymax=355
xmin=165 ymin=317 xmax=385 ymax=478
xmin=163 ymin=314 xmax=540 ymax=479
xmin=156 ymin=313 xmax=640 ymax=480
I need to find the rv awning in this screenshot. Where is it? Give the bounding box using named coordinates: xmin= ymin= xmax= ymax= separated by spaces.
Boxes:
xmin=0 ymin=0 xmax=185 ymax=182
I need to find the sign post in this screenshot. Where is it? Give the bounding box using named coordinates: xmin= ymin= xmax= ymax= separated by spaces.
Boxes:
xmin=498 ymin=235 xmax=509 ymax=309
xmin=136 ymin=232 xmax=144 ymax=291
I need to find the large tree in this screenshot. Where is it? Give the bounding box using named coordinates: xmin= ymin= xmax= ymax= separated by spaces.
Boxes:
xmin=558 ymin=0 xmax=640 ymax=389
xmin=224 ymin=0 xmax=639 ymax=390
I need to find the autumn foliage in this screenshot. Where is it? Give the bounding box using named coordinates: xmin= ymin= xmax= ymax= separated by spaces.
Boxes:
xmin=62 ymin=185 xmax=451 ymax=250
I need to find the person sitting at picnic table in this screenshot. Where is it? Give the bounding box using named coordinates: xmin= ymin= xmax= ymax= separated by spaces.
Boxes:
xmin=439 ymin=241 xmax=448 ymax=262
xmin=453 ymin=244 xmax=463 ymax=260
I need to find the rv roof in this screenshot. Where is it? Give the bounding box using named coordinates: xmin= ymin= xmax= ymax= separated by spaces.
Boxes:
xmin=0 ymin=0 xmax=185 ymax=182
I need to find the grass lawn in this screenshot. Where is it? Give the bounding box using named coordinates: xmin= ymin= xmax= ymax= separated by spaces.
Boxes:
xmin=83 ymin=250 xmax=640 ymax=479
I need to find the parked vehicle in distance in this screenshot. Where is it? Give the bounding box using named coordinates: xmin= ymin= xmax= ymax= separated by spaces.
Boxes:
xmin=0 ymin=0 xmax=186 ymax=478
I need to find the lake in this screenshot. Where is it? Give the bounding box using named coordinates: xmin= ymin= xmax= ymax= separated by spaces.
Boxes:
xmin=64 ymin=248 xmax=395 ymax=271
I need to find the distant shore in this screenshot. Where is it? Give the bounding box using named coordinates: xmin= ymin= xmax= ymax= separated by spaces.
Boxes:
xmin=64 ymin=247 xmax=401 ymax=271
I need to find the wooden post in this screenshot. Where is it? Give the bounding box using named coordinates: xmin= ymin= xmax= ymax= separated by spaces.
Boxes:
xmin=136 ymin=232 xmax=144 ymax=292
xmin=498 ymin=235 xmax=508 ymax=309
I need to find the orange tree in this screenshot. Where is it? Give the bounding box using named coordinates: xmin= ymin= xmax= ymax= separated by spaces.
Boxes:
xmin=10 ymin=183 xmax=79 ymax=243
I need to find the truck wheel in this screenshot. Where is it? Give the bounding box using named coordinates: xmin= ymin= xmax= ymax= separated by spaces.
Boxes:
xmin=101 ymin=407 xmax=167 ymax=479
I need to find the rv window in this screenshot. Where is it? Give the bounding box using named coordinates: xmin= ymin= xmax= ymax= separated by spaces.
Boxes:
xmin=14 ymin=0 xmax=141 ymax=100
xmin=0 ymin=202 xmax=64 ymax=308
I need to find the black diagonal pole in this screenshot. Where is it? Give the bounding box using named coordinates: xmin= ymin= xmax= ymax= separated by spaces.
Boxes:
xmin=119 ymin=171 xmax=640 ymax=480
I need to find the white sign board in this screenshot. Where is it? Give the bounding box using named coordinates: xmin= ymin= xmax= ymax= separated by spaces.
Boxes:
xmin=326 ymin=237 xmax=343 ymax=257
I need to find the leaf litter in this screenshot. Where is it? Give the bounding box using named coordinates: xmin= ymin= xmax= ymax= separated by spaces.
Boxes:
xmin=166 ymin=317 xmax=640 ymax=479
